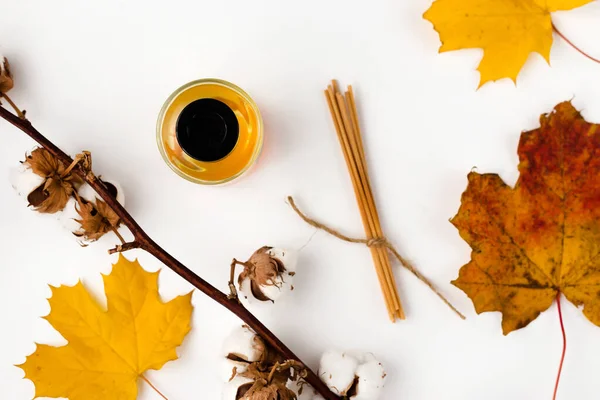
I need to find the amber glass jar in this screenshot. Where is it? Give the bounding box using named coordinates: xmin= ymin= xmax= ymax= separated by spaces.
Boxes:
xmin=157 ymin=79 xmax=263 ymax=185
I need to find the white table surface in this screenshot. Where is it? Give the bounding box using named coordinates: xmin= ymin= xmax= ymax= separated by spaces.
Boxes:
xmin=1 ymin=1 xmax=600 ymax=399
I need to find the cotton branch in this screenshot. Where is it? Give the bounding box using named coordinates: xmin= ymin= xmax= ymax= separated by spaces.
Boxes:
xmin=0 ymin=104 xmax=340 ymax=400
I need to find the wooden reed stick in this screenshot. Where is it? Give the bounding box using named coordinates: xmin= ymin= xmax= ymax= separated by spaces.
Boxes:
xmin=325 ymin=89 xmax=397 ymax=321
xmin=341 ymin=88 xmax=403 ymax=318
xmin=290 ymin=82 xmax=466 ymax=320
xmin=333 ymin=91 xmax=402 ymax=317
xmin=326 ymin=88 xmax=397 ymax=319
xmin=346 ymin=87 xmax=403 ymax=317
xmin=325 ymin=81 xmax=404 ymax=321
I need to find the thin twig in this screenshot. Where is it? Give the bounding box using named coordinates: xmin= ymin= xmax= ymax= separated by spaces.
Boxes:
xmin=267 ymin=362 xmax=281 ymax=383
xmin=108 ymin=240 xmax=141 ymax=255
xmin=229 ymin=259 xmax=247 ymax=300
xmin=111 ymin=226 xmax=126 ymax=245
xmin=0 ymin=104 xmax=341 ymax=400
xmin=0 ymin=93 xmax=25 ymax=119
xmin=61 ymin=153 xmax=85 ymax=178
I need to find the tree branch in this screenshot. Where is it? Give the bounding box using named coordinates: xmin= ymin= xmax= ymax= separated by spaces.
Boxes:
xmin=108 ymin=240 xmax=141 ymax=255
xmin=0 ymin=105 xmax=339 ymax=400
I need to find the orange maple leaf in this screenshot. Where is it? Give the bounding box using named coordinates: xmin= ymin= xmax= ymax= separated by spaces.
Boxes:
xmin=452 ymin=101 xmax=600 ymax=334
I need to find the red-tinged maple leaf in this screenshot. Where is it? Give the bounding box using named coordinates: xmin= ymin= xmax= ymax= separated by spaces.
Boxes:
xmin=452 ymin=101 xmax=600 ymax=334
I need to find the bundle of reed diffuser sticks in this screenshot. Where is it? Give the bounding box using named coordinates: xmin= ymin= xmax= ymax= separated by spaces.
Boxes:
xmin=288 ymin=81 xmax=463 ymax=321
xmin=324 ymin=81 xmax=404 ymax=321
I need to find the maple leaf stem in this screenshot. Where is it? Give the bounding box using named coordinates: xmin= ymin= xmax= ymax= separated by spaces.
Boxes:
xmin=141 ymin=374 xmax=169 ymax=400
xmin=552 ymin=22 xmax=600 ymax=65
xmin=553 ymin=293 xmax=567 ymax=400
xmin=0 ymin=104 xmax=342 ymax=400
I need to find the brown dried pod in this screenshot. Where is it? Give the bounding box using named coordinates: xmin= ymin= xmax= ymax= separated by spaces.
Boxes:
xmin=56 ymin=179 xmax=125 ymax=239
xmin=222 ymin=326 xmax=305 ymax=400
xmin=0 ymin=57 xmax=13 ymax=94
xmin=238 ymin=247 xmax=297 ymax=302
xmin=74 ymin=196 xmax=121 ymax=242
xmin=237 ymin=379 xmax=297 ymax=400
xmin=222 ymin=325 xmax=285 ymax=382
xmin=226 ymin=362 xmax=298 ymax=400
xmin=19 ymin=148 xmax=83 ymax=214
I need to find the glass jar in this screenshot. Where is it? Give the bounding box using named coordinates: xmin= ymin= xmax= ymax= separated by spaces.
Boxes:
xmin=157 ymin=79 xmax=263 ymax=185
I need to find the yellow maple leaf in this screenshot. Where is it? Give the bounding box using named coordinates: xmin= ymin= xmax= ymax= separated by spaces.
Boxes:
xmin=18 ymin=255 xmax=194 ymax=400
xmin=423 ymin=0 xmax=594 ymax=86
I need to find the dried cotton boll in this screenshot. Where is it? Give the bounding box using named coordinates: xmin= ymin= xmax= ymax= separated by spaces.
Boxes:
xmin=223 ymin=325 xmax=265 ymax=363
xmin=69 ymin=179 xmax=124 ymax=243
xmin=319 ymin=351 xmax=359 ymax=396
xmin=352 ymin=354 xmax=386 ymax=400
xmin=57 ymin=197 xmax=82 ymax=233
xmin=56 ymin=180 xmax=124 ymax=241
xmin=319 ymin=351 xmax=386 ymax=399
xmin=222 ymin=362 xmax=299 ymax=400
xmin=237 ymin=246 xmax=297 ymax=303
xmin=9 ymin=148 xmax=83 ymax=214
xmin=288 ymin=380 xmax=318 ymax=400
xmin=73 ymin=196 xmax=121 ymax=243
xmin=257 ymin=248 xmax=297 ymax=302
xmin=222 ymin=375 xmax=254 ymax=400
xmin=0 ymin=56 xmax=14 ymax=93
xmin=221 ymin=325 xmax=266 ymax=381
xmin=9 ymin=152 xmax=125 ymax=243
xmin=231 ymin=361 xmax=298 ymax=400
xmin=220 ymin=325 xmax=301 ymax=400
xmin=265 ymin=247 xmax=298 ymax=272
xmin=9 ymin=163 xmax=45 ymax=202
xmin=237 ymin=381 xmax=297 ymax=400
xmin=78 ymin=179 xmax=125 ymax=206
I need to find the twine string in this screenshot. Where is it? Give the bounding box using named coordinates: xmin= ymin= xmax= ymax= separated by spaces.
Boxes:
xmin=287 ymin=196 xmax=465 ymax=320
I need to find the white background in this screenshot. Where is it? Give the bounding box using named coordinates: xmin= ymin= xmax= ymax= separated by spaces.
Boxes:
xmin=1 ymin=1 xmax=600 ymax=399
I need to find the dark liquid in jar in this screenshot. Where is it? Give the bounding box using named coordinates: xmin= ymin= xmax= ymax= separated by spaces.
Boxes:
xmin=176 ymin=98 xmax=239 ymax=162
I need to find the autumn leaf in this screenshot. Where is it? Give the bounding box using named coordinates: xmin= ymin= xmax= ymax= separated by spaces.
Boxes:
xmin=18 ymin=255 xmax=194 ymax=399
xmin=452 ymin=101 xmax=600 ymax=335
xmin=423 ymin=0 xmax=594 ymax=86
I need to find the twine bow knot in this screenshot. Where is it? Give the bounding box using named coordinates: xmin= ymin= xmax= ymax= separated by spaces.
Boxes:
xmin=366 ymin=237 xmax=388 ymax=248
